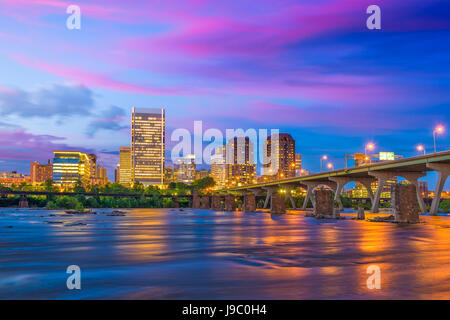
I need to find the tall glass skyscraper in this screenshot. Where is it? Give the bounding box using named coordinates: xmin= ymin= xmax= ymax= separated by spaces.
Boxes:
xmin=131 ymin=107 xmax=165 ymax=187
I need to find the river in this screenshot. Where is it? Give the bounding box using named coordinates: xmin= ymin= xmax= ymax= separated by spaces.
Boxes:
xmin=1 ymin=208 xmax=450 ymax=299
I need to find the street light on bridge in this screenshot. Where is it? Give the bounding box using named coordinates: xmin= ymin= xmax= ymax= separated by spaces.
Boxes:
xmin=433 ymin=125 xmax=444 ymax=153
xmin=365 ymin=142 xmax=375 ymax=155
xmin=320 ymin=155 xmax=328 ymax=172
xmin=417 ymin=144 xmax=426 ymax=155
xmin=327 ymin=162 xmax=334 ymax=170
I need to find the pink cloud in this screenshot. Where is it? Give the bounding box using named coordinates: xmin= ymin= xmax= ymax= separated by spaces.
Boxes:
xmin=9 ymin=54 xmax=192 ymax=96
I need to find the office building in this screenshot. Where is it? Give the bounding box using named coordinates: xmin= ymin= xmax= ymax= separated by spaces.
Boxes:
xmin=177 ymin=154 xmax=196 ymax=184
xmin=52 ymin=151 xmax=94 ymax=187
xmin=119 ymin=146 xmax=132 ymax=187
xmin=131 ymin=107 xmax=165 ymax=187
xmin=211 ymin=146 xmax=226 ymax=189
xmin=263 ymin=133 xmax=296 ymax=179
xmin=30 ymin=160 xmax=53 ymax=184
xmin=225 ymin=137 xmax=256 ymax=186
xmin=164 ymin=165 xmax=178 ymax=185
xmin=0 ymin=172 xmax=30 ymax=187
xmin=295 ymin=153 xmax=304 ymax=176
xmin=96 ymin=166 xmax=108 ymax=186
xmin=196 ymin=169 xmax=209 ymax=180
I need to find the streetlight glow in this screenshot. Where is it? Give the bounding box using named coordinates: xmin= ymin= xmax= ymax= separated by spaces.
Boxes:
xmin=320 ymin=155 xmax=328 ymax=172
xmin=417 ymin=144 xmax=426 ymax=155
xmin=364 ymin=142 xmax=375 ymax=157
xmin=433 ymin=125 xmax=445 ymax=153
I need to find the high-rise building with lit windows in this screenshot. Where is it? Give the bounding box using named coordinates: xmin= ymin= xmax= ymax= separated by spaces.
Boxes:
xmin=211 ymin=146 xmax=226 ymax=189
xmin=177 ymin=154 xmax=196 ymax=184
xmin=131 ymin=107 xmax=165 ymax=187
xmin=96 ymin=166 xmax=108 ymax=186
xmin=225 ymin=137 xmax=256 ymax=187
xmin=52 ymin=151 xmax=93 ymax=187
xmin=30 ymin=160 xmax=53 ymax=184
xmin=263 ymin=133 xmax=295 ymax=179
xmin=295 ymin=153 xmax=302 ymax=175
xmin=119 ymin=146 xmax=132 ymax=187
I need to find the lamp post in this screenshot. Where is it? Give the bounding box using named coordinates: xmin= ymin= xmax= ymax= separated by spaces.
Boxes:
xmin=433 ymin=125 xmax=444 ymax=153
xmin=364 ymin=143 xmax=375 ymax=164
xmin=327 ymin=163 xmax=334 ymax=171
xmin=417 ymin=145 xmax=426 ymax=155
xmin=365 ymin=142 xmax=375 ymax=156
xmin=320 ymin=155 xmax=327 ymax=172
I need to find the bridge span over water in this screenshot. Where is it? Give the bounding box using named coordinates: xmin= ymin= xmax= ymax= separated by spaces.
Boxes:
xmin=225 ymin=150 xmax=450 ymax=215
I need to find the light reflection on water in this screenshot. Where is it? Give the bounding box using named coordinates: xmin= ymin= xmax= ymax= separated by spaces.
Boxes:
xmin=1 ymin=208 xmax=450 ymax=299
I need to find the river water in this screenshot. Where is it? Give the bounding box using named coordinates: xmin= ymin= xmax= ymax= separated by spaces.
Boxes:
xmin=1 ymin=208 xmax=450 ymax=299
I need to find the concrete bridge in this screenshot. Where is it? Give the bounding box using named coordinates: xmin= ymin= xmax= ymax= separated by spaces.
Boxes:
xmin=223 ymin=150 xmax=450 ymax=216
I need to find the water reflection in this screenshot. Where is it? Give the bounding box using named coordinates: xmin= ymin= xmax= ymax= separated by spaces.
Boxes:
xmin=2 ymin=208 xmax=450 ymax=299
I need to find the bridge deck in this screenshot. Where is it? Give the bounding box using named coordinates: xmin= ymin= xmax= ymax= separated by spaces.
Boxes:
xmin=226 ymin=150 xmax=450 ymax=191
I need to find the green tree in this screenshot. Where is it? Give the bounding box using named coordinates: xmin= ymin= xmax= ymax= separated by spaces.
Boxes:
xmin=191 ymin=177 xmax=216 ymax=191
xmin=73 ymin=180 xmax=86 ymax=193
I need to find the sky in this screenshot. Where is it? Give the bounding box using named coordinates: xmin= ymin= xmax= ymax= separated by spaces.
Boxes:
xmin=0 ymin=0 xmax=449 ymax=189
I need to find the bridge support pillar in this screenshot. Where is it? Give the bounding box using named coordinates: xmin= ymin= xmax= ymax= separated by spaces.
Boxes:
xmin=392 ymin=184 xmax=420 ymax=223
xmin=369 ymin=171 xmax=395 ymax=213
xmin=271 ymin=193 xmax=286 ymax=214
xmin=301 ymin=181 xmax=336 ymax=210
xmin=302 ymin=182 xmax=316 ymax=210
xmin=284 ymin=186 xmax=296 ymax=209
xmin=427 ymin=163 xmax=450 ymax=215
xmin=18 ymin=195 xmax=29 ymax=208
xmin=200 ymin=196 xmax=211 ymax=209
xmin=314 ymin=188 xmax=333 ymax=217
xmin=192 ymin=191 xmax=201 ymax=209
xmin=224 ymin=195 xmax=236 ymax=211
xmin=329 ymin=177 xmax=353 ymax=210
xmin=243 ymin=193 xmax=257 ymax=212
xmin=400 ymin=172 xmax=427 ymax=213
xmin=263 ymin=188 xmax=274 ymax=209
xmin=211 ymin=195 xmax=222 ymax=210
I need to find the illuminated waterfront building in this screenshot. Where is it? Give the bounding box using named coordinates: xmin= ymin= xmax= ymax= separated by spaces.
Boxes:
xmin=225 ymin=137 xmax=256 ymax=186
xmin=418 ymin=181 xmax=429 ymax=198
xmin=196 ymin=169 xmax=209 ymax=180
xmin=0 ymin=172 xmax=30 ymax=187
xmin=177 ymin=154 xmax=196 ymax=184
xmin=131 ymin=107 xmax=165 ymax=187
xmin=96 ymin=166 xmax=108 ymax=186
xmin=263 ymin=133 xmax=296 ymax=180
xmin=164 ymin=165 xmax=177 ymax=184
xmin=30 ymin=160 xmax=53 ymax=184
xmin=119 ymin=146 xmax=132 ymax=187
xmin=211 ymin=146 xmax=226 ymax=189
xmin=52 ymin=151 xmax=93 ymax=187
xmin=295 ymin=153 xmax=303 ymax=176
xmin=115 ymin=164 xmax=120 ymax=183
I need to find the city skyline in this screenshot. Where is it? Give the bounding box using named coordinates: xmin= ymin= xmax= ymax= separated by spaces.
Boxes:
xmin=0 ymin=0 xmax=449 ymax=189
